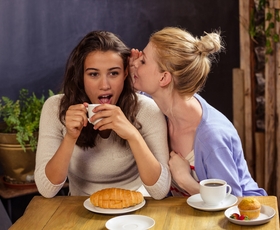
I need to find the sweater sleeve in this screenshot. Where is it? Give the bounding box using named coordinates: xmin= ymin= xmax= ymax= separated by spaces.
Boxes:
xmin=196 ymin=145 xmax=267 ymax=196
xmin=194 ymin=94 xmax=267 ymax=197
xmin=194 ymin=127 xmax=267 ymax=197
xmin=34 ymin=94 xmax=67 ymax=198
xmin=136 ymin=94 xmax=171 ymax=199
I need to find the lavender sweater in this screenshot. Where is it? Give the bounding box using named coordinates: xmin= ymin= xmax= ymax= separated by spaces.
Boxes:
xmin=194 ymin=94 xmax=267 ymax=196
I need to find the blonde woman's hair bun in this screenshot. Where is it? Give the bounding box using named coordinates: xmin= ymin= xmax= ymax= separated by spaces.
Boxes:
xmin=196 ymin=31 xmax=223 ymax=57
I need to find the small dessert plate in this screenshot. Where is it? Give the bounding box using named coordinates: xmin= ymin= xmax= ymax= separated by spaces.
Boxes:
xmin=187 ymin=194 xmax=238 ymax=211
xmin=224 ymin=205 xmax=276 ymax=226
xmin=105 ymin=214 xmax=155 ymax=230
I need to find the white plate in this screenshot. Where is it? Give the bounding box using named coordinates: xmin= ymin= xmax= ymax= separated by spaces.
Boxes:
xmin=186 ymin=194 xmax=238 ymax=211
xmin=83 ymin=198 xmax=146 ymax=214
xmin=224 ymin=205 xmax=276 ymax=226
xmin=105 ymin=214 xmax=155 ymax=230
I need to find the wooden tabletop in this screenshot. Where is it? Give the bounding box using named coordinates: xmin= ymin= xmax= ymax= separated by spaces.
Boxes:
xmin=10 ymin=195 xmax=279 ymax=230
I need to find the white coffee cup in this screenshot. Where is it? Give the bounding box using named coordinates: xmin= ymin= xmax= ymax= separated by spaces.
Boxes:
xmin=87 ymin=104 xmax=102 ymax=125
xmin=199 ymin=179 xmax=232 ymax=206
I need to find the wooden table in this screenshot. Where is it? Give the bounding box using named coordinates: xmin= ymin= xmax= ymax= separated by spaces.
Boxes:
xmin=10 ymin=196 xmax=279 ymax=230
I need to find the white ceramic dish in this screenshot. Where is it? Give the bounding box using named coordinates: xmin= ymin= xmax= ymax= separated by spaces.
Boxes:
xmin=83 ymin=198 xmax=146 ymax=214
xmin=224 ymin=205 xmax=275 ymax=226
xmin=105 ymin=214 xmax=155 ymax=230
xmin=187 ymin=193 xmax=238 ymax=211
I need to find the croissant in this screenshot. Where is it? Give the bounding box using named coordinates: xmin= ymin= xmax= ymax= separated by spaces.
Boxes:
xmin=90 ymin=188 xmax=144 ymax=209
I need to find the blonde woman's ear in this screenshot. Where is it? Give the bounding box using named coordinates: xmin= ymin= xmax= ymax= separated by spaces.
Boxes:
xmin=159 ymin=71 xmax=172 ymax=87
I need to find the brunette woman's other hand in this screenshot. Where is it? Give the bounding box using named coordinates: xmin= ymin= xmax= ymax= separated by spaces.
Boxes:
xmin=65 ymin=104 xmax=88 ymax=140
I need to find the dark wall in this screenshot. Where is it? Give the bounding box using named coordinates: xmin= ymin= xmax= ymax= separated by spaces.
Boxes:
xmin=0 ymin=0 xmax=239 ymax=120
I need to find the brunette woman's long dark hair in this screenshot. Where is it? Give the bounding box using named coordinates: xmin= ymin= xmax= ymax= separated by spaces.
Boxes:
xmin=59 ymin=31 xmax=140 ymax=148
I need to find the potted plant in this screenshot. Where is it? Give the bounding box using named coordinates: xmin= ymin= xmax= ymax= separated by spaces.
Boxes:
xmin=0 ymin=89 xmax=53 ymax=186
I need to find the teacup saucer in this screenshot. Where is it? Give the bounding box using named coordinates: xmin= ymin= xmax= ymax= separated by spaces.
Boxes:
xmin=187 ymin=194 xmax=238 ymax=211
xmin=105 ymin=215 xmax=155 ymax=230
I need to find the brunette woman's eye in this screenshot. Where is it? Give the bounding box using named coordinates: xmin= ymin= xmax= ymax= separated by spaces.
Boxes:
xmin=108 ymin=71 xmax=120 ymax=78
xmin=112 ymin=71 xmax=119 ymax=75
xmin=140 ymin=59 xmax=145 ymax=64
xmin=89 ymin=72 xmax=98 ymax=77
xmin=110 ymin=71 xmax=120 ymax=76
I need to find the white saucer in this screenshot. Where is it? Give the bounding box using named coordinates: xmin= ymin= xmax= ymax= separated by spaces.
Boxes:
xmin=187 ymin=194 xmax=238 ymax=211
xmin=224 ymin=205 xmax=275 ymax=226
xmin=105 ymin=214 xmax=155 ymax=230
xmin=83 ymin=198 xmax=146 ymax=214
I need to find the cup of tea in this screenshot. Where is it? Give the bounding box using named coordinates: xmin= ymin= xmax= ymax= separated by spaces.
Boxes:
xmin=87 ymin=104 xmax=102 ymax=125
xmin=199 ymin=179 xmax=232 ymax=206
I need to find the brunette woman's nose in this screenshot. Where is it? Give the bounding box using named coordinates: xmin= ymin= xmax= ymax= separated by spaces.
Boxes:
xmin=100 ymin=77 xmax=110 ymax=90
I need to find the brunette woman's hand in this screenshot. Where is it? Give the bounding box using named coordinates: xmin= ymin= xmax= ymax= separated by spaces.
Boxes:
xmin=65 ymin=104 xmax=88 ymax=140
xmin=91 ymin=103 xmax=137 ymax=140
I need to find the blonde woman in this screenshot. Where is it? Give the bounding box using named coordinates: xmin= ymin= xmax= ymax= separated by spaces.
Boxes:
xmin=130 ymin=27 xmax=267 ymax=197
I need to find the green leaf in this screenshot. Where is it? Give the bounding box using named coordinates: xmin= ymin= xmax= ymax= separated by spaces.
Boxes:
xmin=266 ymin=12 xmax=273 ymax=21
xmin=273 ymin=34 xmax=279 ymax=42
xmin=276 ymin=10 xmax=280 ymax=21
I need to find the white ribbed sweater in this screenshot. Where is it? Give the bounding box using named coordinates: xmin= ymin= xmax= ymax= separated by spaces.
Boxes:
xmin=35 ymin=93 xmax=171 ymax=199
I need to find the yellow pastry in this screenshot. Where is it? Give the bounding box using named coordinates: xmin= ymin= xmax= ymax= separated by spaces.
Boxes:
xmin=90 ymin=188 xmax=144 ymax=209
xmin=238 ymin=197 xmax=261 ymax=219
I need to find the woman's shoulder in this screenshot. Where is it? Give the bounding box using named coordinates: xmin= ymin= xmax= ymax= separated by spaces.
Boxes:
xmin=135 ymin=93 xmax=167 ymax=132
xmin=44 ymin=94 xmax=64 ymax=107
xmin=40 ymin=94 xmax=64 ymax=126
xmin=136 ymin=92 xmax=156 ymax=105
xmin=41 ymin=94 xmax=64 ymax=115
xmin=136 ymin=93 xmax=160 ymax=112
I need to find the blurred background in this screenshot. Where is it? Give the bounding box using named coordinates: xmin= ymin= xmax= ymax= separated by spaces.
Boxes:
xmin=0 ymin=0 xmax=239 ymax=121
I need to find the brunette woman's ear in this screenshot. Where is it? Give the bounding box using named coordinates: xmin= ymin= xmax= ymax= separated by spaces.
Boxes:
xmin=124 ymin=67 xmax=129 ymax=79
xmin=159 ymin=71 xmax=172 ymax=87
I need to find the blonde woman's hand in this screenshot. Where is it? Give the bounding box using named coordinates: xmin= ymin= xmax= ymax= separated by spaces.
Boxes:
xmin=169 ymin=151 xmax=191 ymax=180
xmin=129 ymin=48 xmax=142 ymax=83
xmin=65 ymin=104 xmax=88 ymax=140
